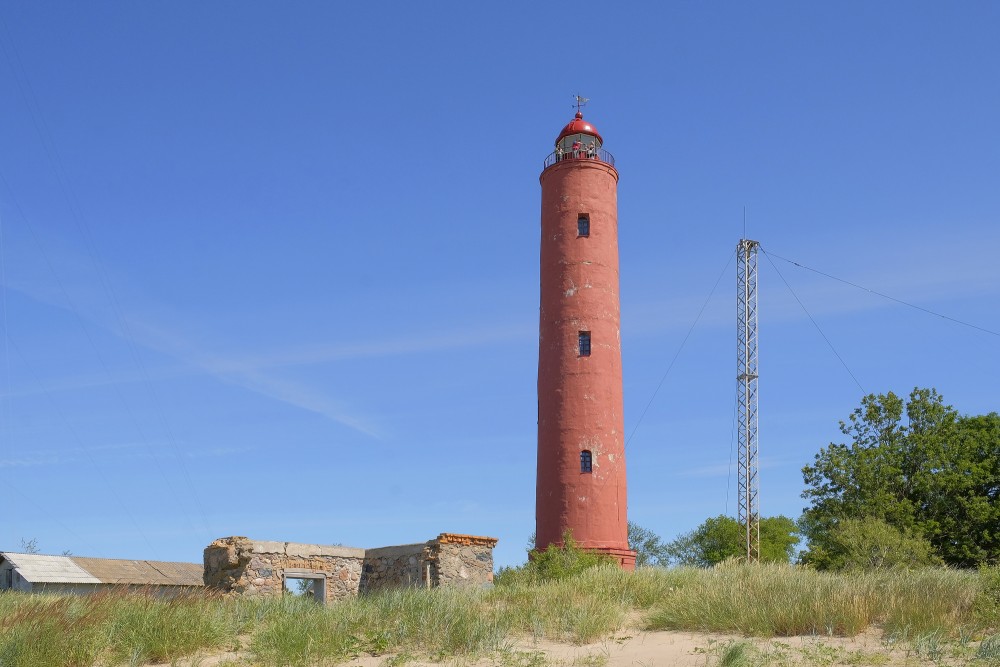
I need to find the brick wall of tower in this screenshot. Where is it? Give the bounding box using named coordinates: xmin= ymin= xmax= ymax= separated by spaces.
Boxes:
xmin=536 ymin=156 xmax=634 ymax=569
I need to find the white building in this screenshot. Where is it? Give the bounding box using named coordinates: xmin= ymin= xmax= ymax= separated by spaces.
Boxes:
xmin=0 ymin=552 xmax=202 ymax=595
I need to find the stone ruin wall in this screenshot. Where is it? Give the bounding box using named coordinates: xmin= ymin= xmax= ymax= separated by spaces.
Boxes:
xmin=360 ymin=543 xmax=431 ymax=594
xmin=204 ymin=533 xmax=497 ymax=602
xmin=204 ymin=537 xmax=365 ymax=603
xmin=432 ymin=534 xmax=498 ymax=588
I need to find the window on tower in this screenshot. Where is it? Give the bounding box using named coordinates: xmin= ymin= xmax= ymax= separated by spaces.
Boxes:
xmin=577 ymin=214 xmax=590 ymax=237
xmin=580 ymin=450 xmax=593 ymax=473
xmin=578 ymin=331 xmax=591 ymax=357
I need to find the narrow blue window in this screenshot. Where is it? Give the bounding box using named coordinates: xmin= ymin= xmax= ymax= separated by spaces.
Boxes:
xmin=580 ymin=450 xmax=593 ymax=473
xmin=578 ymin=331 xmax=591 ymax=357
xmin=577 ymin=214 xmax=590 ymax=237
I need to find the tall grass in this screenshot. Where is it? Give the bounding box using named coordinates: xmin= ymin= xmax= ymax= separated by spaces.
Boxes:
xmin=0 ymin=564 xmax=995 ymax=666
xmin=101 ymin=590 xmax=235 ymax=664
xmin=492 ymin=571 xmax=626 ymax=643
xmin=0 ymin=594 xmax=106 ymax=667
xmin=643 ymin=562 xmax=981 ymax=637
xmin=251 ymin=588 xmax=510 ymax=666
xmin=0 ymin=589 xmax=235 ymax=667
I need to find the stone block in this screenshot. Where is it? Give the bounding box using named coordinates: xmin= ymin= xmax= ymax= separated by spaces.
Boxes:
xmin=320 ymin=545 xmax=366 ymax=558
xmin=252 ymin=541 xmax=286 ymax=555
xmin=285 ymin=542 xmax=321 ymax=558
xmin=364 ymin=543 xmax=427 ymax=559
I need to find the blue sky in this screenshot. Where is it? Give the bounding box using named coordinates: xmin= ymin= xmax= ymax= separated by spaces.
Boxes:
xmin=1 ymin=2 xmax=997 ymax=569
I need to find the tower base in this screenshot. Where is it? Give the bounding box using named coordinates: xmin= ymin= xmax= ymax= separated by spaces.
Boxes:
xmin=533 ymin=543 xmax=637 ymax=571
xmin=593 ymin=546 xmax=637 ymax=571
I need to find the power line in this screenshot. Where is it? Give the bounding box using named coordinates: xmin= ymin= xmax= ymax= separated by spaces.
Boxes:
xmin=725 ymin=388 xmax=738 ymax=518
xmin=762 ymin=248 xmax=1000 ymax=339
xmin=0 ymin=326 xmax=157 ymax=554
xmin=1 ymin=476 xmax=106 ymax=556
xmin=1 ymin=182 xmax=106 ymax=557
xmin=0 ymin=20 xmax=214 ymax=539
xmin=625 ymin=250 xmax=734 ymax=448
xmin=0 ymin=172 xmax=205 ymax=540
xmin=761 ymin=250 xmax=867 ymax=395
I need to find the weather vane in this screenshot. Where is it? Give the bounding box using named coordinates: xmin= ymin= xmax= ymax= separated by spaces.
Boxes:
xmin=573 ymin=94 xmax=590 ymax=113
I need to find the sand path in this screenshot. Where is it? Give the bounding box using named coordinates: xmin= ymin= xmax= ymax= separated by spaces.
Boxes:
xmin=163 ymin=627 xmax=950 ymax=667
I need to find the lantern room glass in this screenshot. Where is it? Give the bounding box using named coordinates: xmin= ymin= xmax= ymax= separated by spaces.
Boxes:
xmin=558 ymin=134 xmax=602 ymax=159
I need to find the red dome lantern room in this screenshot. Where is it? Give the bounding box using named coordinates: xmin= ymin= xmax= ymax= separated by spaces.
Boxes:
xmin=544 ymin=112 xmax=614 ymax=167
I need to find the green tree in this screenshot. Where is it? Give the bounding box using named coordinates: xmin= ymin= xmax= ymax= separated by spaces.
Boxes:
xmin=758 ymin=516 xmax=801 ymax=562
xmin=800 ymin=388 xmax=1000 ymax=568
xmin=664 ymin=515 xmax=799 ymax=567
xmin=803 ymin=517 xmax=941 ymax=570
xmin=628 ymin=522 xmax=671 ymax=567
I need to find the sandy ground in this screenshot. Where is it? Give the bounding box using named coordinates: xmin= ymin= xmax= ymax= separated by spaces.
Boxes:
xmin=505 ymin=630 xmax=898 ymax=666
xmin=164 ymin=627 xmax=965 ymax=667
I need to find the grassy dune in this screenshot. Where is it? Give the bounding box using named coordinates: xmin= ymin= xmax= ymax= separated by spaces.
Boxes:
xmin=642 ymin=562 xmax=983 ymax=636
xmin=0 ymin=564 xmax=996 ymax=667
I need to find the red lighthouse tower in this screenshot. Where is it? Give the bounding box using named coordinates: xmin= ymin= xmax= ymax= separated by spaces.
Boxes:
xmin=536 ymin=109 xmax=636 ymax=570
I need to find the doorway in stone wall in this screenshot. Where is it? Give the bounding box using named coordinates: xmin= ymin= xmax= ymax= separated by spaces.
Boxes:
xmin=283 ymin=571 xmax=327 ymax=604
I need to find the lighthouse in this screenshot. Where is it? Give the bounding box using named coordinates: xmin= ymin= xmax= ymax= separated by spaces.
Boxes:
xmin=536 ymin=108 xmax=636 ymax=570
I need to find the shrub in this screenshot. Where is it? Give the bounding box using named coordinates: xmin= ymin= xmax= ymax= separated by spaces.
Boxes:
xmin=805 ymin=517 xmax=942 ymax=571
xmin=495 ymin=533 xmax=614 ymax=586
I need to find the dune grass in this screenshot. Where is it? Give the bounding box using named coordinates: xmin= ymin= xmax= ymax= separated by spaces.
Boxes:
xmin=250 ymin=587 xmax=511 ymax=666
xmin=0 ymin=589 xmax=237 ymax=667
xmin=642 ymin=562 xmax=982 ymax=637
xmin=0 ymin=594 xmax=105 ymax=667
xmin=0 ymin=565 xmax=996 ymax=666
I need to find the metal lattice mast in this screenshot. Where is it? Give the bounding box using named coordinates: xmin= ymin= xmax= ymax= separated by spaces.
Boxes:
xmin=736 ymin=239 xmax=760 ymax=562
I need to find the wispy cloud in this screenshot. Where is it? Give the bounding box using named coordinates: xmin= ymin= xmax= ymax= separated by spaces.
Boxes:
xmin=0 ymin=441 xmax=147 ymax=469
xmin=0 ymin=440 xmax=255 ymax=469
xmin=3 ymin=245 xmax=532 ymax=438
xmin=184 ymin=445 xmax=256 ymax=459
xmin=222 ymin=367 xmax=382 ymax=438
xmin=132 ymin=320 xmax=534 ymax=374
xmin=127 ymin=318 xmax=532 ymax=439
xmin=0 ymin=365 xmax=190 ymax=400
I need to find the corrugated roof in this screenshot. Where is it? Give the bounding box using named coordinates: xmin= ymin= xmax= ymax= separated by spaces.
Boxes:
xmin=72 ymin=557 xmax=203 ymax=586
xmin=1 ymin=552 xmax=203 ymax=587
xmin=1 ymin=553 xmax=101 ymax=584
